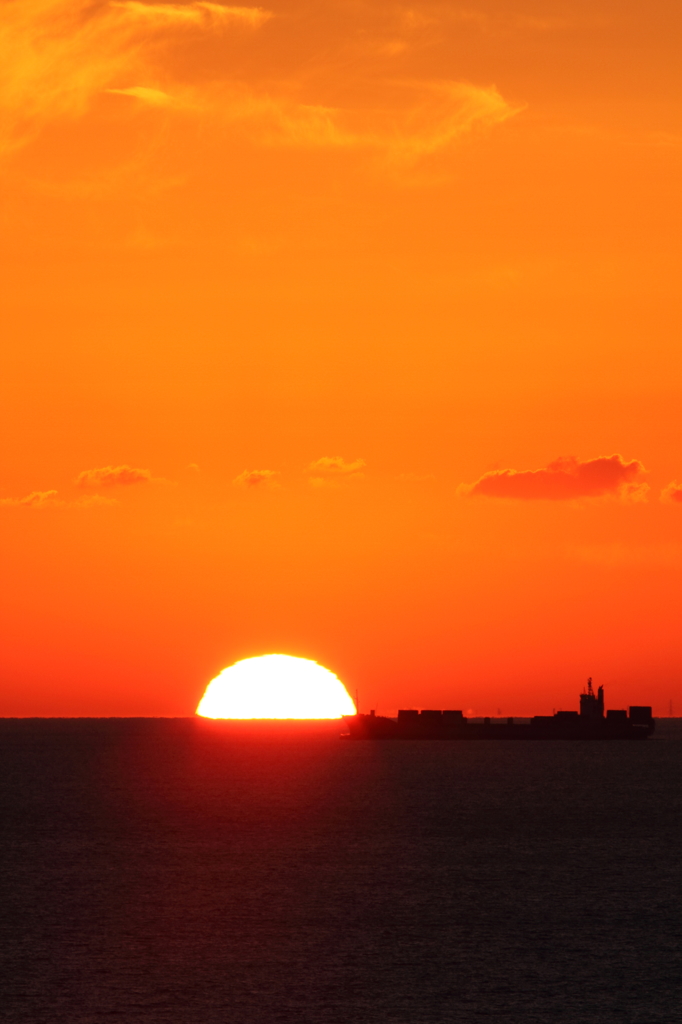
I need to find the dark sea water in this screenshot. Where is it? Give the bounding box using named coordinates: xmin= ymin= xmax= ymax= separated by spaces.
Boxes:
xmin=1 ymin=718 xmax=681 ymax=1024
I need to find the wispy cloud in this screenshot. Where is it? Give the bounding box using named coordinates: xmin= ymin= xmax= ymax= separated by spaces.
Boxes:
xmin=0 ymin=1 xmax=518 ymax=164
xmin=0 ymin=489 xmax=116 ymax=508
xmin=369 ymin=81 xmax=520 ymax=161
xmin=463 ymin=455 xmax=648 ymax=501
xmin=0 ymin=0 xmax=271 ymax=152
xmin=308 ymin=456 xmax=366 ymax=476
xmin=76 ymin=465 xmax=152 ymax=488
xmin=307 ymin=456 xmax=366 ymax=486
xmin=212 ymin=80 xmax=519 ymax=158
xmin=233 ymin=468 xmax=278 ymax=487
xmin=0 ymin=1 xmax=129 ymax=152
xmin=661 ymin=481 xmax=682 ymax=504
xmin=0 ymin=489 xmax=60 ymax=507
xmin=112 ymin=2 xmax=271 ymax=29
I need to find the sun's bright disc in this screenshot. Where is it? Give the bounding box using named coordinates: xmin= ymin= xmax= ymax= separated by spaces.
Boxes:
xmin=195 ymin=654 xmax=356 ymax=719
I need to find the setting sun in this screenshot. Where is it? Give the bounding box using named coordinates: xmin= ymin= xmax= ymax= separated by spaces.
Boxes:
xmin=196 ymin=654 xmax=356 ymax=719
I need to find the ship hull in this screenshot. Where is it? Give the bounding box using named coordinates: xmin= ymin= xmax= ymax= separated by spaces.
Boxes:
xmin=342 ymin=716 xmax=655 ymax=741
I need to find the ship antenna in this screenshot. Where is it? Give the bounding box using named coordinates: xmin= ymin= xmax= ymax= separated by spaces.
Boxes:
xmin=355 ymin=689 xmax=359 ymax=716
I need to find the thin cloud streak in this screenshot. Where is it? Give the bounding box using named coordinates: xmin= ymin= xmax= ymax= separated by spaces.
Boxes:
xmin=106 ymin=86 xmax=177 ymax=107
xmin=76 ymin=465 xmax=152 ymax=488
xmin=111 ymin=2 xmax=272 ymax=28
xmin=0 ymin=490 xmax=116 ymax=508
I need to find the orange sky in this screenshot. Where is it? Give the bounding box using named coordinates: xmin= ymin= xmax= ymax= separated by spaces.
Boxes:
xmin=1 ymin=0 xmax=681 ymax=716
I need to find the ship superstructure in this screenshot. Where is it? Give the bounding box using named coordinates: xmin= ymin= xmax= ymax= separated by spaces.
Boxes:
xmin=343 ymin=681 xmax=654 ymax=740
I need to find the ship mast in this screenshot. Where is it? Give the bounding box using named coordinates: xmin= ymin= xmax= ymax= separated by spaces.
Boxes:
xmin=580 ymin=677 xmax=604 ymax=720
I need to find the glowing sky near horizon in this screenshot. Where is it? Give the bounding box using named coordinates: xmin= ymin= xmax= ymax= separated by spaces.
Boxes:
xmin=0 ymin=1 xmax=680 ymax=718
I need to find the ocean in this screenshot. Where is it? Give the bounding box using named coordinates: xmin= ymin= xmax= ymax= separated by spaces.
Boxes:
xmin=1 ymin=718 xmax=680 ymax=1024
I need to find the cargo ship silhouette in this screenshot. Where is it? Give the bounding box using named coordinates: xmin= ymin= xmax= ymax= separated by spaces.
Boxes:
xmin=343 ymin=679 xmax=654 ymax=740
